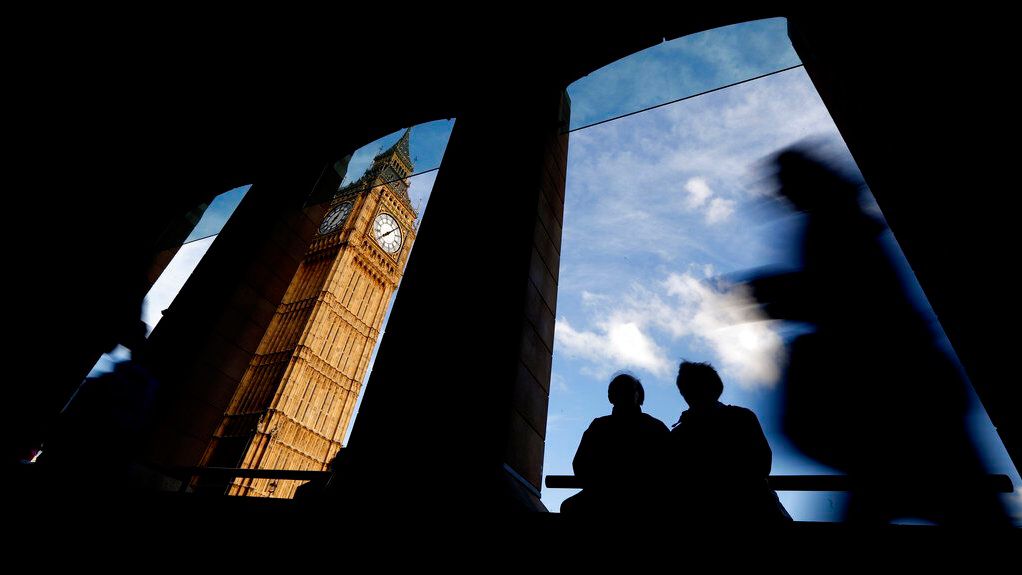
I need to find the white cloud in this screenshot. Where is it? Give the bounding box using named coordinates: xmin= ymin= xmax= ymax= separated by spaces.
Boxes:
xmin=661 ymin=273 xmax=783 ymax=386
xmin=556 ymin=318 xmax=672 ymax=377
xmin=608 ymin=321 xmax=671 ymax=374
xmin=684 ymin=177 xmax=712 ymax=208
xmin=706 ymin=197 xmax=736 ymax=224
xmin=557 ymin=271 xmax=783 ymax=389
xmin=683 ymin=177 xmax=736 ymax=225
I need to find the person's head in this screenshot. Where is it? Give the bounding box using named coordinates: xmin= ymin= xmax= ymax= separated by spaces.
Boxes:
xmin=122 ymin=319 xmax=149 ymax=359
xmin=327 ymin=449 xmax=345 ymax=471
xmin=772 ymin=146 xmax=860 ymax=213
xmin=608 ymin=373 xmax=644 ymax=409
xmin=676 ymin=361 xmax=723 ymax=409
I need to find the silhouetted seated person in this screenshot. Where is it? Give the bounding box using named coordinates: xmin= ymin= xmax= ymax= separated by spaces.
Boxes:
xmin=669 ymin=361 xmax=790 ymax=525
xmin=748 ymin=147 xmax=1008 ymax=525
xmin=560 ymin=373 xmax=669 ymax=515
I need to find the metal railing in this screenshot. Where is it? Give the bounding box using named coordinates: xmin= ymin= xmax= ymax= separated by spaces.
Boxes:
xmin=178 ymin=467 xmax=330 ymax=492
xmin=545 ymin=474 xmax=1015 ymax=492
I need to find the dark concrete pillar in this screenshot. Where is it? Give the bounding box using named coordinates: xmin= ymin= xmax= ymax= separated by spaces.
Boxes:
xmin=346 ymin=87 xmax=569 ymax=512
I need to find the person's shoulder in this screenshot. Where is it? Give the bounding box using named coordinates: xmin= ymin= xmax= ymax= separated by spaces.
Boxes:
xmin=722 ymin=404 xmax=753 ymax=413
xmin=723 ymin=405 xmax=761 ymax=423
xmin=722 ymin=404 xmax=754 ymax=414
xmin=640 ymin=412 xmax=670 ymax=432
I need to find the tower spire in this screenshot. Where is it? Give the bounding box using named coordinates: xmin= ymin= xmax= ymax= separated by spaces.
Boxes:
xmin=337 ymin=128 xmax=416 ymax=214
xmin=374 ymin=127 xmax=413 ymax=175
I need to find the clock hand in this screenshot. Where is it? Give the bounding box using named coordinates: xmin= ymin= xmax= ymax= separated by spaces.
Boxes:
xmin=378 ymin=227 xmax=400 ymax=239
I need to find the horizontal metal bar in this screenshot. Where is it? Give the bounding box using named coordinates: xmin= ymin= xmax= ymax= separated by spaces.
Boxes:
xmin=545 ymin=474 xmax=1014 ymax=493
xmin=185 ymin=467 xmax=331 ymax=481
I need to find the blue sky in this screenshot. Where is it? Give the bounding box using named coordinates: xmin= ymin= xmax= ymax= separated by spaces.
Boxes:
xmin=568 ymin=18 xmax=800 ymax=130
xmin=340 ymin=119 xmax=454 ymax=191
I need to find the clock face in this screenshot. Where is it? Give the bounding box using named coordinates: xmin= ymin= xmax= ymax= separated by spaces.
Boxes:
xmin=373 ymin=213 xmax=402 ymax=254
xmin=319 ymin=201 xmax=352 ymax=235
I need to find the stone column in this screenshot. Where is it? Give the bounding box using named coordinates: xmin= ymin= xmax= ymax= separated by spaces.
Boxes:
xmin=345 ymin=86 xmax=569 ymax=512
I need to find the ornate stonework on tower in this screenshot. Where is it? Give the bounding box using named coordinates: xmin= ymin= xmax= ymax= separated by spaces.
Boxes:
xmin=200 ymin=130 xmax=418 ymax=497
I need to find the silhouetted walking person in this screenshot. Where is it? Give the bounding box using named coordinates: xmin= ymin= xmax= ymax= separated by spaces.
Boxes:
xmin=561 ymin=373 xmax=669 ymax=515
xmin=669 ymin=361 xmax=790 ymax=524
xmin=749 ymin=146 xmax=1007 ymax=525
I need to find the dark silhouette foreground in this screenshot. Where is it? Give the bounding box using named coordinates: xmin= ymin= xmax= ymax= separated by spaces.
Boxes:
xmin=749 ymin=147 xmax=1008 ymax=525
xmin=36 ymin=320 xmax=158 ymax=491
xmin=668 ymin=361 xmax=791 ymax=524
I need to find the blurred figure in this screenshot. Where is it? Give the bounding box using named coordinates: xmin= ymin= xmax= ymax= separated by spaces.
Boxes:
xmin=668 ymin=361 xmax=790 ymax=525
xmin=560 ymin=373 xmax=669 ymax=515
xmin=37 ymin=320 xmax=159 ymax=491
xmin=749 ymin=146 xmax=1007 ymax=525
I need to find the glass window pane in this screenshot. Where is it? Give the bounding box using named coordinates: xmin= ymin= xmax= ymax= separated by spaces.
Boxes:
xmin=547 ymin=19 xmax=1020 ymax=524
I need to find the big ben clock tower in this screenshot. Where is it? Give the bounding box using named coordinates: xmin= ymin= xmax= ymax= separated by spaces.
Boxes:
xmin=200 ymin=129 xmax=418 ymax=497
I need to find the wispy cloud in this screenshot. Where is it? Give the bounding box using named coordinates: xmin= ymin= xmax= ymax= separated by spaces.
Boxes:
xmin=682 ymin=177 xmax=736 ymax=224
xmin=557 ymin=69 xmax=837 ymax=390
xmin=555 ymin=271 xmax=783 ymax=388
xmin=684 ymin=177 xmax=712 ymax=208
xmin=557 ymin=317 xmax=672 ymax=377
xmin=660 ymin=273 xmax=783 ymax=385
xmin=550 ymin=372 xmax=571 ymax=394
xmin=561 ymin=67 xmax=847 ymax=301
xmin=706 ymin=197 xmax=736 ymax=224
